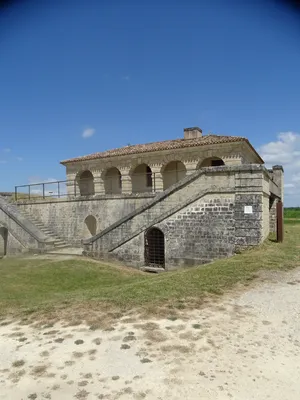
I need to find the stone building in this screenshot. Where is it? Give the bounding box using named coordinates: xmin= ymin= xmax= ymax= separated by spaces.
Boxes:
xmin=1 ymin=127 xmax=283 ymax=270
xmin=61 ymin=127 xmax=264 ymax=197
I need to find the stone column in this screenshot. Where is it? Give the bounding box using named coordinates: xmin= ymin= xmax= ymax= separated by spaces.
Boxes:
xmin=120 ymin=168 xmax=132 ymax=194
xmin=269 ymin=197 xmax=277 ymax=233
xmin=66 ymin=173 xmax=77 ymax=197
xmin=272 ymin=165 xmax=284 ymax=203
xmin=91 ymin=169 xmax=105 ymax=195
xmin=184 ymin=161 xmax=198 ymax=175
xmin=150 ymin=165 xmax=164 ymax=192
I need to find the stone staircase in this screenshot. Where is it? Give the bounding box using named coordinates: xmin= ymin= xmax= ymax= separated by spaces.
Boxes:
xmin=19 ymin=210 xmax=69 ymax=250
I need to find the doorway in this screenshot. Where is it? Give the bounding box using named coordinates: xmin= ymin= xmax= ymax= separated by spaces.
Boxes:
xmin=144 ymin=228 xmax=165 ymax=268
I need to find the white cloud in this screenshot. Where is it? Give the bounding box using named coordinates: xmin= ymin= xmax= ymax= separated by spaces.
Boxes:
xmin=16 ymin=157 xmax=23 ymax=162
xmin=0 ymin=160 xmax=7 ymax=164
xmin=122 ymin=75 xmax=130 ymax=81
xmin=3 ymin=148 xmax=11 ymax=153
xmin=259 ymin=131 xmax=300 ymax=206
xmin=82 ymin=127 xmax=95 ymax=139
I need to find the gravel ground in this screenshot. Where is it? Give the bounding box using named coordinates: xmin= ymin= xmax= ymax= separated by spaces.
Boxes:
xmin=1 ymin=267 xmax=300 ymax=400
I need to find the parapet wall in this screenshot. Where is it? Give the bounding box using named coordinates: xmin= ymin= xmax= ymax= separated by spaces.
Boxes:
xmin=0 ymin=197 xmax=54 ymax=256
xmin=16 ymin=194 xmax=154 ymax=247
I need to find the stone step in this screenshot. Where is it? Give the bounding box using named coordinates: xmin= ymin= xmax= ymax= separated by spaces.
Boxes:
xmin=20 ymin=210 xmax=71 ymax=248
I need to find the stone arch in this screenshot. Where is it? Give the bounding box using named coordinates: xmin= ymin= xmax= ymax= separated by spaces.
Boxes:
xmin=161 ymin=160 xmax=186 ymax=190
xmin=103 ymin=167 xmax=122 ymax=194
xmin=77 ymin=170 xmax=95 ymax=196
xmin=131 ymin=163 xmax=152 ymax=193
xmin=198 ymin=157 xmax=225 ymax=168
xmin=0 ymin=227 xmax=8 ymax=258
xmin=83 ymin=215 xmax=97 ymax=238
xmin=144 ymin=227 xmax=165 ymax=268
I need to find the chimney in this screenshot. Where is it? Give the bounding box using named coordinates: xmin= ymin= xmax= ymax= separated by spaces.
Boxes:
xmin=184 ymin=127 xmax=202 ymax=140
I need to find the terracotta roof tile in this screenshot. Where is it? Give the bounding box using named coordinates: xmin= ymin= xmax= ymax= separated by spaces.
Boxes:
xmin=61 ymin=135 xmax=248 ymax=164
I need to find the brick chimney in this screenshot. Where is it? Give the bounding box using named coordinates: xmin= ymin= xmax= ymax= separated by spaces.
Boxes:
xmin=184 ymin=127 xmax=202 ymax=139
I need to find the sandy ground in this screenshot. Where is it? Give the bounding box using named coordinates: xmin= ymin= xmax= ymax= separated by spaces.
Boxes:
xmin=1 ymin=268 xmax=300 ymax=400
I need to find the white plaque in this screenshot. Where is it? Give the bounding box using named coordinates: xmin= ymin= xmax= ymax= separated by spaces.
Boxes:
xmin=244 ymin=206 xmax=253 ymax=214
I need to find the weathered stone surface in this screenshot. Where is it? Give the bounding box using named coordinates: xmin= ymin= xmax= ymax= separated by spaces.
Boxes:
xmin=8 ymin=163 xmax=284 ymax=269
xmin=0 ymin=196 xmax=54 ymax=255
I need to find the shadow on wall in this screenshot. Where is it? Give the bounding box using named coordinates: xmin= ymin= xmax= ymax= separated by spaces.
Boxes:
xmin=198 ymin=157 xmax=225 ymax=167
xmin=0 ymin=227 xmax=8 ymax=258
xmin=77 ymin=170 xmax=95 ymax=196
xmin=83 ymin=215 xmax=97 ymax=238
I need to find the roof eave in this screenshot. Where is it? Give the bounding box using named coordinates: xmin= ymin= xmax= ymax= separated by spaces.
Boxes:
xmin=60 ymin=137 xmax=262 ymax=165
xmin=244 ymin=139 xmax=264 ymax=164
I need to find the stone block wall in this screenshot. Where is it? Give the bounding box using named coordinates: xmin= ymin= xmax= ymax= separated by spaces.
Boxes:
xmin=83 ymin=165 xmax=272 ymax=269
xmin=83 ymin=168 xmax=237 ymax=256
xmin=109 ymin=189 xmax=265 ymax=270
xmin=17 ymin=195 xmax=154 ymax=246
xmin=0 ymin=197 xmax=53 ymax=255
xmin=269 ymin=197 xmax=277 ymax=233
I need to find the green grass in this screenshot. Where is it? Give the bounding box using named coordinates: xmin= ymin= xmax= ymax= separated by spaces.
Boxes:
xmin=284 ymin=207 xmax=300 ymax=225
xmin=284 ymin=219 xmax=300 ymax=224
xmin=0 ymin=223 xmax=299 ymax=320
xmin=284 ymin=207 xmax=300 ymax=219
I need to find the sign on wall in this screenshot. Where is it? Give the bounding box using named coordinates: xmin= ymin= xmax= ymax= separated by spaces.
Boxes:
xmin=244 ymin=205 xmax=253 ymax=214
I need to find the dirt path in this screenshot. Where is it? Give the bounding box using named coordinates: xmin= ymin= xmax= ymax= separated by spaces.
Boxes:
xmin=1 ymin=268 xmax=300 ymax=400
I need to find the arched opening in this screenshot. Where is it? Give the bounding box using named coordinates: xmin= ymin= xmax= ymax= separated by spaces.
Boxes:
xmin=162 ymin=161 xmax=186 ymax=190
xmin=77 ymin=170 xmax=95 ymax=196
xmin=144 ymin=227 xmax=165 ymax=268
xmin=103 ymin=167 xmax=122 ymax=194
xmin=83 ymin=215 xmax=97 ymax=238
xmin=0 ymin=227 xmax=8 ymax=258
xmin=131 ymin=164 xmax=152 ymax=193
xmin=198 ymin=157 xmax=225 ymax=168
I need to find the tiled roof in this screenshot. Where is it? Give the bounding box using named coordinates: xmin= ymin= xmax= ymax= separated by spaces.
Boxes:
xmin=60 ymin=135 xmax=253 ymax=164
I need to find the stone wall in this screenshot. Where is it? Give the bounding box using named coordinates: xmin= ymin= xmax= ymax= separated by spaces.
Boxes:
xmin=64 ymin=141 xmax=261 ymax=196
xmin=0 ymin=197 xmax=54 ymax=255
xmin=0 ymin=227 xmax=27 ymax=257
xmin=12 ymin=164 xmax=283 ymax=267
xmin=17 ymin=195 xmax=154 ymax=246
xmin=269 ymin=197 xmax=278 ymax=233
xmin=83 ymin=165 xmax=270 ymax=269
xmin=108 ymin=190 xmax=264 ymax=270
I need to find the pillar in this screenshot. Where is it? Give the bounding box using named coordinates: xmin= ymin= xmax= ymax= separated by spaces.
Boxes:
xmin=184 ymin=161 xmax=198 ymax=175
xmin=150 ymin=165 xmax=164 ymax=192
xmin=272 ymin=165 xmax=284 ymax=204
xmin=66 ymin=173 xmax=78 ymax=197
xmin=120 ymin=168 xmax=132 ymax=194
xmin=90 ymin=169 xmax=105 ymax=195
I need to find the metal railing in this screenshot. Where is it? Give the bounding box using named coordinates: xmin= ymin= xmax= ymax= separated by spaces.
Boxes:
xmin=15 ymin=180 xmax=70 ymax=201
xmin=14 ymin=169 xmax=188 ymax=201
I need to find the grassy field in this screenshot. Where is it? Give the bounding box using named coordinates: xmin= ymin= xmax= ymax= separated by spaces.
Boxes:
xmin=284 ymin=207 xmax=300 ymax=224
xmin=284 ymin=207 xmax=300 ymax=219
xmin=0 ymin=221 xmax=299 ymax=322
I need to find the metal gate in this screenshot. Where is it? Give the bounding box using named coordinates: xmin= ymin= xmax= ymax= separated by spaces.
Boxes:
xmin=144 ymin=228 xmax=165 ymax=268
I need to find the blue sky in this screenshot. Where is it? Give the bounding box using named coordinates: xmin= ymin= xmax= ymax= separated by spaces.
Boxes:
xmin=0 ymin=0 xmax=300 ymax=205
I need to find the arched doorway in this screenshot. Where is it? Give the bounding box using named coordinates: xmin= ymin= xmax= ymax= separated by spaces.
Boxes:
xmin=0 ymin=227 xmax=8 ymax=258
xmin=198 ymin=157 xmax=225 ymax=167
xmin=162 ymin=161 xmax=186 ymax=190
xmin=131 ymin=164 xmax=152 ymax=193
xmin=103 ymin=167 xmax=122 ymax=194
xmin=84 ymin=215 xmax=97 ymax=238
xmin=77 ymin=170 xmax=95 ymax=196
xmin=144 ymin=228 xmax=165 ymax=268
